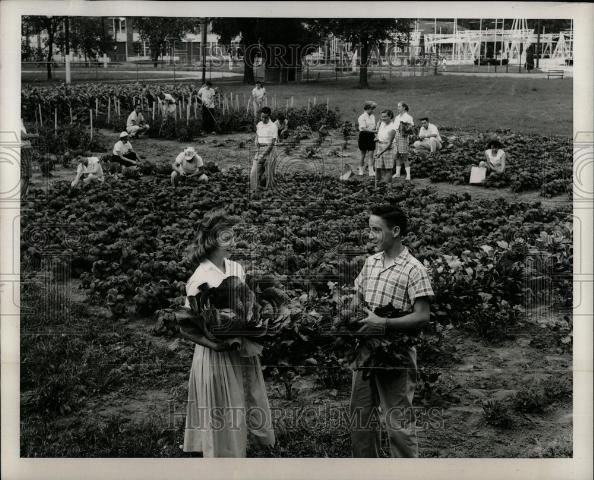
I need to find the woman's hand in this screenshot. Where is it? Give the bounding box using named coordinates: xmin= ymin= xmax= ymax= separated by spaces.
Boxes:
xmin=357 ymin=308 xmax=387 ymax=335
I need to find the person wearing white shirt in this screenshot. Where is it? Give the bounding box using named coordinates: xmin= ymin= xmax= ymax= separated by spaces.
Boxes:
xmin=373 ymin=110 xmax=398 ymax=185
xmin=250 ymin=106 xmax=278 ymax=193
xmin=413 ymin=117 xmax=442 ymax=154
xmin=158 ymin=91 xmax=177 ymax=119
xmin=71 ymin=156 xmax=105 ymax=188
xmin=357 ymin=101 xmax=377 ymax=177
xmin=199 ymin=81 xmax=217 ymax=134
xmin=126 ymin=104 xmax=150 ymax=138
xmin=251 ymin=81 xmax=267 ymax=117
xmin=479 ymin=140 xmax=506 ymax=174
xmin=111 ymin=131 xmax=140 ymax=169
xmin=393 ymin=102 xmax=414 ymax=181
xmin=171 ymin=146 xmax=208 ymax=187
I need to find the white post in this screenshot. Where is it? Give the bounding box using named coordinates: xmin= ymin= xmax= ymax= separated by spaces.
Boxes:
xmin=65 ymin=53 xmax=72 ymax=84
xmin=103 ymin=53 xmax=108 ymax=69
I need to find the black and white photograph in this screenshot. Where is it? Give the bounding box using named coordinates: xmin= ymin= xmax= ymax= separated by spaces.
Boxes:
xmin=1 ymin=1 xmax=592 ymax=479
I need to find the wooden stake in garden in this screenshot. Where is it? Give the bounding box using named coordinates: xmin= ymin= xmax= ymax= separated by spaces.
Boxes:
xmin=54 ymin=108 xmax=57 ymax=136
xmin=313 ymin=96 xmax=317 ymax=106
xmin=95 ymin=98 xmax=99 ymax=115
xmin=69 ymin=106 xmax=73 ymax=125
xmin=90 ymin=108 xmax=93 ymax=141
xmin=186 ymin=102 xmax=190 ymax=126
xmin=38 ymin=104 xmax=43 ymax=127
xmin=307 ymin=98 xmax=311 ymax=113
xmin=291 ymin=96 xmax=294 ymax=107
xmin=107 ymin=97 xmax=111 ymax=124
xmin=326 ymin=97 xmax=329 ymax=113
xmin=246 ymin=97 xmax=252 ymax=115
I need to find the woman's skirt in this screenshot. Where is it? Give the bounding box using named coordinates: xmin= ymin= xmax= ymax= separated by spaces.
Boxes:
xmin=374 ymin=142 xmax=394 ymax=169
xmin=183 ymin=344 xmax=275 ymax=457
xmin=394 ymin=130 xmax=410 ymax=154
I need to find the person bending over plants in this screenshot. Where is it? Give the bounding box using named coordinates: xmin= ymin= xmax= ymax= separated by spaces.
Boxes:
xmin=180 ymin=210 xmax=275 ymax=457
xmin=274 ymin=112 xmax=289 ymax=142
xmin=70 ymin=156 xmax=105 ymax=188
xmin=111 ymin=132 xmax=140 ymax=170
xmin=479 ymin=139 xmax=506 ymax=174
xmin=349 ymin=204 xmax=433 ymax=458
xmin=171 ymin=146 xmax=208 ymax=187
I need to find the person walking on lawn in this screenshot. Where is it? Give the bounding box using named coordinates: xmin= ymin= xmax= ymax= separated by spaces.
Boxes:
xmin=71 ymin=156 xmax=105 ymax=188
xmin=393 ymin=102 xmax=414 ymax=181
xmin=171 ymin=147 xmax=208 ymax=187
xmin=249 ymin=106 xmax=278 ymax=194
xmin=111 ymin=132 xmax=140 ymax=170
xmin=358 ymin=101 xmax=377 ymax=177
xmin=373 ymin=110 xmax=397 ymax=185
xmin=351 ymin=204 xmax=433 ymax=458
xmin=413 ymin=117 xmax=442 ymax=155
xmin=251 ymin=81 xmax=267 ymax=118
xmin=199 ymin=81 xmax=217 ymax=135
xmin=126 ymin=103 xmax=150 ymax=138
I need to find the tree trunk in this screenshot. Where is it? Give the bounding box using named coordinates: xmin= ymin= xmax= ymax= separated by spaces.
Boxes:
xmin=243 ymin=48 xmax=256 ymax=84
xmin=46 ymin=23 xmax=54 ymax=80
xmin=359 ymin=38 xmax=369 ymax=88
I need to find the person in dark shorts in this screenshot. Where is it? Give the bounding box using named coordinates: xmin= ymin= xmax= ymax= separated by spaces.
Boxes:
xmin=357 ymin=101 xmax=377 ymax=177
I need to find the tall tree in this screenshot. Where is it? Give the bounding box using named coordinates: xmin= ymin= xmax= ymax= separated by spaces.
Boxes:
xmin=211 ymin=18 xmax=317 ymax=84
xmin=134 ymin=17 xmax=200 ymax=68
xmin=55 ymin=17 xmax=115 ymax=63
xmin=309 ymin=19 xmax=411 ymax=88
xmin=22 ymin=16 xmax=64 ymax=80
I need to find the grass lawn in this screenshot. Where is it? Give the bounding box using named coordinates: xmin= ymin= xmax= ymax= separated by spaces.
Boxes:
xmin=22 ymin=73 xmax=572 ymax=136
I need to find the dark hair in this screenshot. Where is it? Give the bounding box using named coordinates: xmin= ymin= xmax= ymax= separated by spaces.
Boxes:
xmin=277 ymin=112 xmax=286 ymax=121
xmin=419 ymin=116 xmax=429 ymax=122
xmin=488 ymin=139 xmax=503 ymax=149
xmin=260 ymin=106 xmax=272 ymax=115
xmin=370 ymin=204 xmax=408 ymax=236
xmin=206 ymin=81 xmax=212 ymax=87
xmin=186 ymin=210 xmax=239 ymax=267
xmin=381 ymin=109 xmax=394 ymax=119
xmin=399 ymin=102 xmax=409 ymax=112
xmin=256 ymin=81 xmax=263 ymax=85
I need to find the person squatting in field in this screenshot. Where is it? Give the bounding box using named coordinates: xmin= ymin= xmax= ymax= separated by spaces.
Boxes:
xmin=351 ymin=204 xmax=433 ymax=458
xmin=171 ymin=146 xmax=208 ymax=188
xmin=357 ymin=101 xmax=377 ymax=177
xmin=274 ymin=112 xmax=289 ymax=142
xmin=126 ymin=103 xmax=150 ymax=138
xmin=249 ymin=107 xmax=279 ymax=194
xmin=111 ymin=132 xmax=141 ymax=170
xmin=71 ymin=156 xmax=105 ymax=188
xmin=413 ymin=117 xmax=442 ymax=155
xmin=373 ymin=110 xmax=398 ymax=185
xmin=479 ymin=139 xmax=506 ymax=174
xmin=393 ymin=102 xmax=415 ymax=181
xmin=181 ymin=210 xmax=275 ymax=457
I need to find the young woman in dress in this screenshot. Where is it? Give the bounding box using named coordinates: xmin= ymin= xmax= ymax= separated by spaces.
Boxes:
xmin=393 ymin=102 xmax=414 ymax=181
xmin=181 ymin=210 xmax=275 ymax=457
xmin=480 ymin=139 xmax=506 ymax=174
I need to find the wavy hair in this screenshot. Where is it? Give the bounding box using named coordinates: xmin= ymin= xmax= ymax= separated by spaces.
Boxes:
xmin=186 ymin=209 xmax=240 ymax=268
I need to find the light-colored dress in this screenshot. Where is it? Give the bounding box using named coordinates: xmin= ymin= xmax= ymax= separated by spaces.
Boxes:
xmin=183 ymin=258 xmax=275 ymax=457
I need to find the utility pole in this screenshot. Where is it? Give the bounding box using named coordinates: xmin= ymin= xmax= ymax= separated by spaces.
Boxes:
xmin=65 ymin=17 xmax=71 ymax=84
xmin=201 ymin=17 xmax=207 ymax=84
xmin=535 ymin=20 xmax=541 ymax=69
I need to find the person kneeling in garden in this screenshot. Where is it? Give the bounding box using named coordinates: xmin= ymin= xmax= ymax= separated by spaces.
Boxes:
xmin=171 ymin=147 xmax=208 ymax=187
xmin=479 ymin=139 xmax=506 ymax=174
xmin=413 ymin=117 xmax=442 ymax=155
xmin=126 ymin=103 xmax=150 ymax=138
xmin=111 ymin=132 xmax=140 ymax=170
xmin=71 ymin=156 xmax=105 ymax=188
xmin=250 ymin=106 xmax=278 ymax=194
xmin=350 ymin=204 xmax=433 ymax=458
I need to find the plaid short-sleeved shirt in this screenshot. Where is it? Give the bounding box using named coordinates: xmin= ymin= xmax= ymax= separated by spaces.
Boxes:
xmin=354 ymin=247 xmax=434 ymax=312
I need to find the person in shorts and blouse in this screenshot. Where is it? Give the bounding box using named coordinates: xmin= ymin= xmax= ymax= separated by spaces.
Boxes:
xmin=358 ymin=101 xmax=377 ymax=177
xmin=393 ymin=102 xmax=414 ymax=181
xmin=373 ymin=110 xmax=397 ymax=185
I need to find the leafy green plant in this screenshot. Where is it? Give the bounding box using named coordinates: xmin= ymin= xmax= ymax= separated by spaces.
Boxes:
xmin=482 ymin=400 xmax=513 ymax=429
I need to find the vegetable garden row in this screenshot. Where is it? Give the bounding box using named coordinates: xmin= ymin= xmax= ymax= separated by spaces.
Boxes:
xmin=21 ymin=171 xmax=573 ymax=395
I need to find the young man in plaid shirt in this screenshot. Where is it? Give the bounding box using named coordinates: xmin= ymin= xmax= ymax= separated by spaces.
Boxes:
xmin=350 ymin=204 xmax=434 ymax=457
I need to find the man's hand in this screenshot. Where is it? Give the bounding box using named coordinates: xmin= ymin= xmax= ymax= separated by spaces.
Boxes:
xmin=357 ymin=308 xmax=387 ymax=335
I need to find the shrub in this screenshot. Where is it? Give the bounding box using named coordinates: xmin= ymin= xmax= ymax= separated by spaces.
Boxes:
xmin=482 ymin=400 xmax=513 ymax=428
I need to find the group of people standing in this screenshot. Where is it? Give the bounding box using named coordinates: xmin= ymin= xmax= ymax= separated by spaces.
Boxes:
xmin=357 ymin=100 xmax=442 ymax=184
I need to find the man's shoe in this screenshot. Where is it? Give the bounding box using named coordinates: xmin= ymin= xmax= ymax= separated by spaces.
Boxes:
xmin=368 ymin=167 xmax=375 ymax=177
